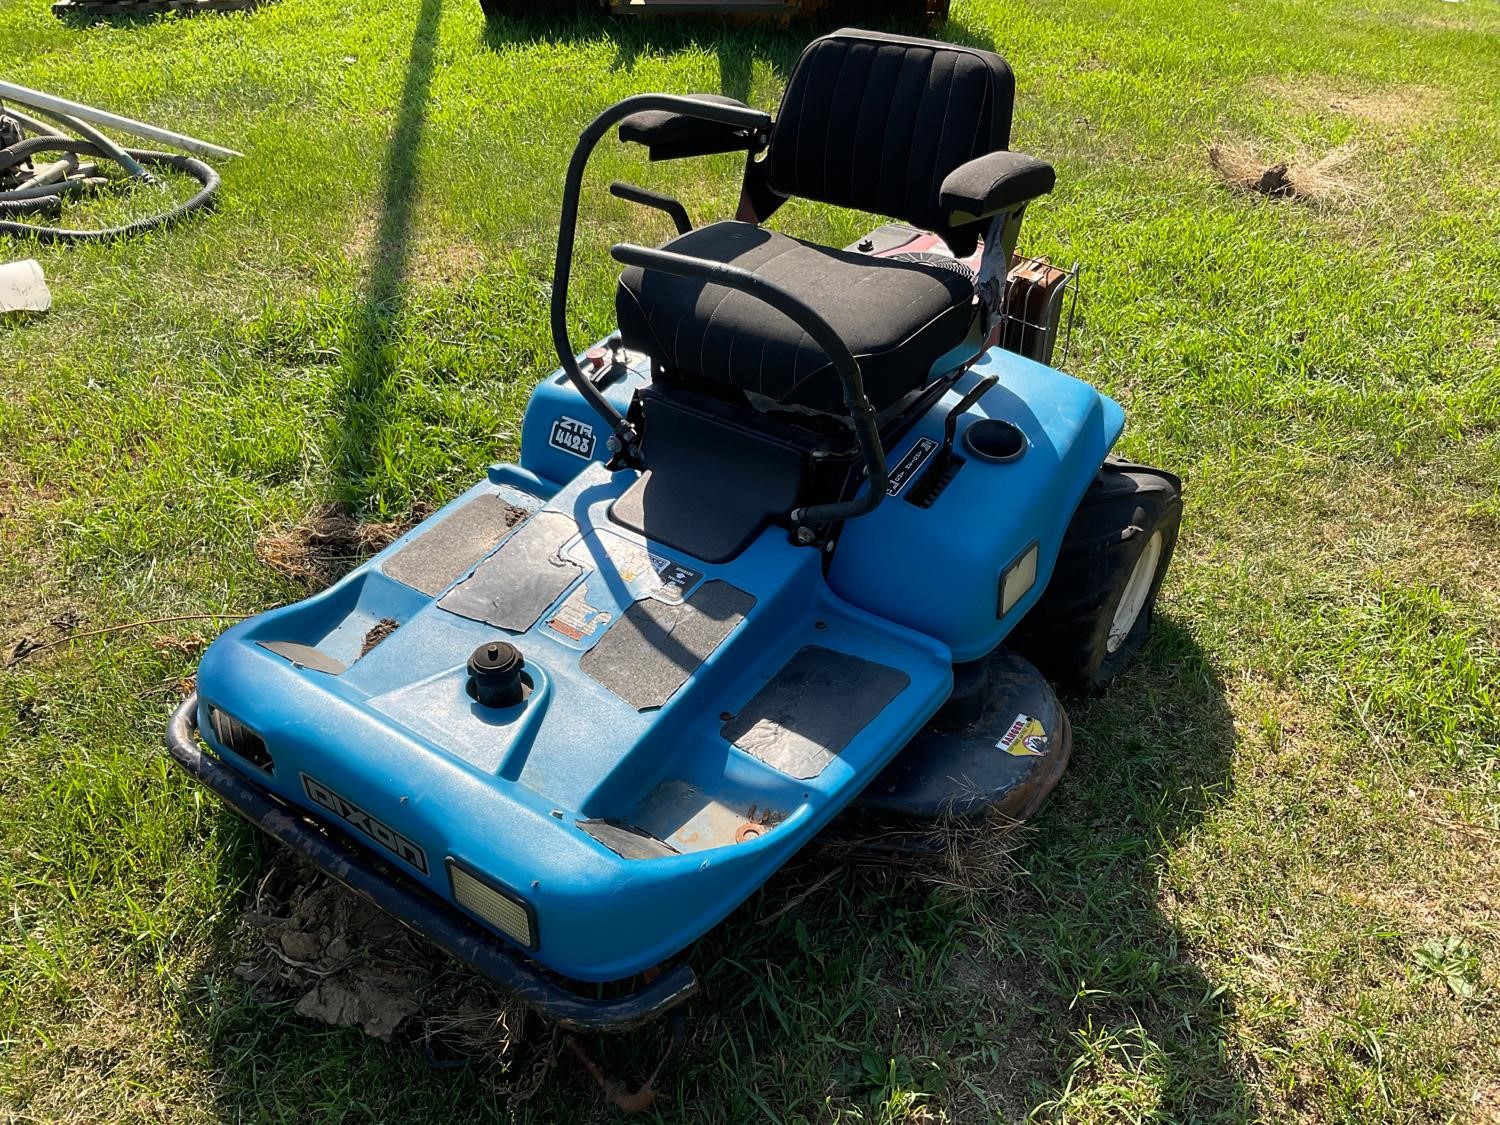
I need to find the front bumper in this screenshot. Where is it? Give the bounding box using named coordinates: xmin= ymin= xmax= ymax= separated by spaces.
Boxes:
xmin=165 ymin=693 xmax=697 ymax=1032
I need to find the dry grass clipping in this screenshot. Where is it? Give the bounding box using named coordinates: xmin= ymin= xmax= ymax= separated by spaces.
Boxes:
xmin=1209 ymin=140 xmax=1366 ymax=206
xmin=820 ymin=809 xmax=1031 ymax=942
xmin=256 ymin=503 xmax=430 ymax=590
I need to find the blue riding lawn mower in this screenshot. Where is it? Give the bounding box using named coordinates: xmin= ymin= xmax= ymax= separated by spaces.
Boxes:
xmin=167 ymin=27 xmax=1181 ymax=1079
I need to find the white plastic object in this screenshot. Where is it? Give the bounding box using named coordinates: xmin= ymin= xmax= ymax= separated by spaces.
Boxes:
xmin=0 ymin=259 xmax=52 ymax=314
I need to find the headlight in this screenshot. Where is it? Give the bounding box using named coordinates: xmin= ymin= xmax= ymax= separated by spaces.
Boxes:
xmin=207 ymin=706 xmax=274 ymax=774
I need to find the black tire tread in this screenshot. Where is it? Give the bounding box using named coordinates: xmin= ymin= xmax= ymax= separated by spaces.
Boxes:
xmin=1009 ymin=456 xmax=1182 ymax=692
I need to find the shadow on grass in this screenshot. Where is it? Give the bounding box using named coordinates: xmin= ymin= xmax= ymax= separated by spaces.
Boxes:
xmin=481 ymin=11 xmax=804 ymax=102
xmin=647 ymin=615 xmax=1253 ymax=1120
xmin=475 ymin=3 xmax=976 ymax=102
xmin=328 ymin=0 xmax=444 ymax=513
xmin=179 ymin=615 xmax=1247 ymax=1121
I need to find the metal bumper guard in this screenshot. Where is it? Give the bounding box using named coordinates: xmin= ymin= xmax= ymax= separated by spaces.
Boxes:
xmin=165 ymin=693 xmax=698 ymax=1032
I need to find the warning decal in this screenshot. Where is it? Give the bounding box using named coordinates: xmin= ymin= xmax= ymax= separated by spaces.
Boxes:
xmin=570 ymin=531 xmax=704 ymax=603
xmin=996 ymin=713 xmax=1049 ymax=757
xmin=546 ymin=585 xmax=612 ymax=642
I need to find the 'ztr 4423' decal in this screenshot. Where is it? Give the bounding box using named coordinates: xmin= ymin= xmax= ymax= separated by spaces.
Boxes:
xmin=549 ymin=415 xmax=597 ymax=460
xmin=301 ymin=773 xmax=429 ymax=874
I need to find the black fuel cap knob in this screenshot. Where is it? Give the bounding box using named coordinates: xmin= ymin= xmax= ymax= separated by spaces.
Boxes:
xmin=467 ymin=641 xmax=527 ymax=708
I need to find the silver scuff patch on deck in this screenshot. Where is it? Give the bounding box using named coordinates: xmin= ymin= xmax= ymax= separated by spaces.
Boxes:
xmin=722 ymin=646 xmax=910 ymax=779
xmin=438 ymin=510 xmax=584 ymax=633
xmin=580 ymin=579 xmax=755 ymax=710
xmin=382 ymin=492 xmax=533 ymax=597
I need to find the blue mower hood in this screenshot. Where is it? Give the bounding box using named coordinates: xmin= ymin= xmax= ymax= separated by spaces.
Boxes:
xmin=194 ymin=347 xmax=1120 ymax=983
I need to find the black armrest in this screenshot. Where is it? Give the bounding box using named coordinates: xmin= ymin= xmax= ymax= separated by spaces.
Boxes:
xmin=618 ymin=94 xmax=769 ymax=161
xmin=939 ymin=151 xmax=1056 ymax=223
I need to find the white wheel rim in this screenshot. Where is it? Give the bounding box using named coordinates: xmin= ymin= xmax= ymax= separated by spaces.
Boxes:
xmin=1107 ymin=530 xmax=1163 ymax=653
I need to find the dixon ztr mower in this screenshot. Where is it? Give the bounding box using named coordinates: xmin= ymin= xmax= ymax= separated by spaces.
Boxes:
xmin=167 ymin=27 xmax=1182 ymax=1047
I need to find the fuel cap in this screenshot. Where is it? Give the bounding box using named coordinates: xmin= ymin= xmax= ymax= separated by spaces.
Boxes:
xmin=467 ymin=641 xmax=527 ymax=708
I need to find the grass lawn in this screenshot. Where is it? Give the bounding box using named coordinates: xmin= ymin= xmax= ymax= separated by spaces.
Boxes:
xmin=2 ymin=0 xmax=1498 ymax=1119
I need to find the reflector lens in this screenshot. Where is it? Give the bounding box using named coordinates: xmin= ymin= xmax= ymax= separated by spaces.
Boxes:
xmin=1000 ymin=542 xmax=1040 ymax=617
xmin=448 ymin=861 xmax=536 ymax=949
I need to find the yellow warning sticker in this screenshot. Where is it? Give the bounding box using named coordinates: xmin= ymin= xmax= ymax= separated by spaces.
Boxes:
xmin=997 ymin=713 xmax=1048 ymax=756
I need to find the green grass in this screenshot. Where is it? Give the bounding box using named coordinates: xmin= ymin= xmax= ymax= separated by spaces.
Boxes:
xmin=2 ymin=0 xmax=1498 ymax=1119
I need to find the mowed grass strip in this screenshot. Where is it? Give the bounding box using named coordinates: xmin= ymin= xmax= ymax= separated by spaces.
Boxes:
xmin=1 ymin=0 xmax=1497 ymax=1120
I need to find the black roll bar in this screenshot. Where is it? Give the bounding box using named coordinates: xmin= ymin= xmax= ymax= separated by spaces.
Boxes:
xmin=551 ymin=95 xmax=772 ymax=455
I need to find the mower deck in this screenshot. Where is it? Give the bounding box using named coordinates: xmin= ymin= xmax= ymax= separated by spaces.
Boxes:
xmin=184 ymin=340 xmax=1120 ymax=991
xmin=166 ymin=695 xmax=696 ymax=1030
xmin=192 ymin=454 xmax=960 ymax=982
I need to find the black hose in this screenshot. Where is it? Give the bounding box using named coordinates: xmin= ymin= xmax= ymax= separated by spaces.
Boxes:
xmin=0 ymin=195 xmax=61 ymax=216
xmin=0 ymin=134 xmax=218 ymax=243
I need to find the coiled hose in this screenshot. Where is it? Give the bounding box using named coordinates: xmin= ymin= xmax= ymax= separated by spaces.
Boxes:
xmin=0 ymin=116 xmax=219 ymax=243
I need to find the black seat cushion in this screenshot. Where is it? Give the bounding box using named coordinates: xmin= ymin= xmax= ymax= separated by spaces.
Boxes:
xmin=616 ymin=221 xmax=976 ymax=413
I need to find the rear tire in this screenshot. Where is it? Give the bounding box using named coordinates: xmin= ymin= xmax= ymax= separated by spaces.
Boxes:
xmin=1008 ymin=456 xmax=1182 ymax=693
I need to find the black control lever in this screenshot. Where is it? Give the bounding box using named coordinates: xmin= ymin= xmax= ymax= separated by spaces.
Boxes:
xmin=610 ymin=181 xmax=692 ymax=235
xmin=909 ymin=373 xmax=999 ymax=504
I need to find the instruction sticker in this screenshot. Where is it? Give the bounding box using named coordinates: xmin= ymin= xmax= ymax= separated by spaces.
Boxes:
xmin=569 ymin=531 xmax=703 ymax=603
xmin=886 ymin=436 xmax=939 ymax=496
xmin=545 ymin=584 xmax=612 ymax=642
xmin=650 ymin=554 xmax=703 ymax=602
xmin=549 ymin=416 xmax=597 ymax=460
xmin=997 ymin=713 xmax=1048 ymax=757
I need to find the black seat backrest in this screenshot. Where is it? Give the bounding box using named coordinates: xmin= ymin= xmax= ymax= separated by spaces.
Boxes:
xmin=766 ymin=29 xmax=1015 ymax=241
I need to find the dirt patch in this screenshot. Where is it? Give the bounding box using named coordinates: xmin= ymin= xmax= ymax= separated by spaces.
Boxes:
xmin=359 ymin=617 xmax=401 ymax=657
xmin=1260 ymin=78 xmax=1439 ymax=129
xmin=3 ymin=610 xmax=85 ymax=668
xmin=1295 ymin=468 xmax=1500 ymax=608
xmin=1209 ymin=140 xmax=1365 ymax=206
xmin=943 ymin=942 xmax=1058 ymax=1121
xmin=235 ymin=857 xmax=555 ymax=1093
xmin=4 ymin=635 xmax=44 ymax=668
xmin=255 ymin=503 xmax=430 ymax=590
xmin=1472 ymin=1081 xmax=1500 ymax=1125
xmin=414 ymin=239 xmax=487 ymax=286
xmin=345 ymin=217 xmax=488 ymax=286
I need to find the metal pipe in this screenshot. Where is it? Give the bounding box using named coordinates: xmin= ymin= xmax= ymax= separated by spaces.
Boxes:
xmin=0 ymin=80 xmax=242 ymax=160
xmin=16 ymin=157 xmax=75 ymax=191
xmin=2 ymin=176 xmax=89 ymax=201
xmin=35 ymin=108 xmax=150 ymax=180
xmin=610 ymin=180 xmax=692 ymax=235
xmin=0 ymin=104 xmax=68 ymax=138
